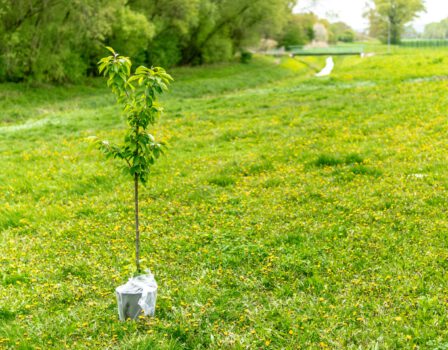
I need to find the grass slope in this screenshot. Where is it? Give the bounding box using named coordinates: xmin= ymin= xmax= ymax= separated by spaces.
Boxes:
xmin=1 ymin=49 xmax=448 ymax=349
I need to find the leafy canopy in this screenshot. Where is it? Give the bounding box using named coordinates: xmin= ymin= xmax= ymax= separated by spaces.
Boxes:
xmin=95 ymin=47 xmax=173 ymax=184
xmin=366 ymin=0 xmax=425 ymax=44
xmin=423 ymin=17 xmax=448 ymax=39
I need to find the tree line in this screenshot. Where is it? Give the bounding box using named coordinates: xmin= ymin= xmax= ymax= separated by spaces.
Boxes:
xmin=0 ymin=0 xmax=297 ymax=82
xmin=421 ymin=18 xmax=448 ymax=39
xmin=0 ymin=0 xmax=427 ymax=83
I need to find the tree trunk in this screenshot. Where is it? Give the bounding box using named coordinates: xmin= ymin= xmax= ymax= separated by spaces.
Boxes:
xmin=134 ymin=173 xmax=141 ymax=273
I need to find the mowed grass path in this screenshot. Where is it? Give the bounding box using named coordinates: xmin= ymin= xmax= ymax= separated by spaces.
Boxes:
xmin=1 ymin=49 xmax=448 ymax=349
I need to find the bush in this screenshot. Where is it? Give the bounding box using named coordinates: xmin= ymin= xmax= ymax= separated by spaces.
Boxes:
xmin=148 ymin=33 xmax=183 ymax=68
xmin=240 ymin=51 xmax=252 ymax=64
xmin=202 ymin=36 xmax=233 ymax=64
xmin=109 ymin=8 xmax=155 ymax=67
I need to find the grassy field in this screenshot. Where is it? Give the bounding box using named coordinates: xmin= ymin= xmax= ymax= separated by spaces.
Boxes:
xmin=1 ymin=48 xmax=448 ymax=349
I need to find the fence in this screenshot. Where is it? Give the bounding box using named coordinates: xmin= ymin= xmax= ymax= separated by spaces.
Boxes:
xmin=400 ymin=39 xmax=448 ymax=48
xmin=288 ymin=45 xmax=364 ymax=56
xmin=262 ymin=45 xmax=364 ymax=57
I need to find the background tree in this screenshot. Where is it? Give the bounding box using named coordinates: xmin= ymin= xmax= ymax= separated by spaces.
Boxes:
xmin=423 ymin=18 xmax=448 ymax=39
xmin=329 ymin=21 xmax=356 ymax=43
xmin=126 ymin=0 xmax=295 ymax=65
xmin=179 ymin=0 xmax=295 ymax=65
xmin=278 ymin=13 xmax=317 ymax=48
xmin=0 ymin=0 xmax=296 ymax=81
xmin=402 ymin=24 xmax=419 ymax=39
xmin=0 ymin=0 xmax=125 ymax=82
xmin=365 ymin=0 xmax=425 ymax=44
xmin=127 ymin=0 xmax=200 ymax=67
xmin=313 ymin=22 xmax=329 ymax=43
xmin=107 ymin=7 xmax=155 ymax=67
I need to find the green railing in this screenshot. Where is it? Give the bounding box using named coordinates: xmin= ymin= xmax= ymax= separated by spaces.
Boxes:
xmin=288 ymin=45 xmax=364 ymax=56
xmin=400 ymin=39 xmax=448 ymax=48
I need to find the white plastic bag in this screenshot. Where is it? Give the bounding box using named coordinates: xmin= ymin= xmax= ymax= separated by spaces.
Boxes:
xmin=116 ymin=270 xmax=158 ymax=320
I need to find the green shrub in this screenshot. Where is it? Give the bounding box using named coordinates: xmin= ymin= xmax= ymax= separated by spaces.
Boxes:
xmin=148 ymin=33 xmax=183 ymax=67
xmin=109 ymin=8 xmax=155 ymax=67
xmin=240 ymin=51 xmax=253 ymax=64
xmin=202 ymin=36 xmax=233 ymax=64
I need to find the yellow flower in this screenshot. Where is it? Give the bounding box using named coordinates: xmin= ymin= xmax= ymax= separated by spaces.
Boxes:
xmin=289 ymin=330 xmax=294 ymax=335
xmin=265 ymin=340 xmax=271 ymax=346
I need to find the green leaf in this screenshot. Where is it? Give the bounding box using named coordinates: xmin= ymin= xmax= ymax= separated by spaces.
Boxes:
xmin=94 ymin=50 xmax=172 ymax=183
xmin=105 ymin=46 xmax=116 ymax=55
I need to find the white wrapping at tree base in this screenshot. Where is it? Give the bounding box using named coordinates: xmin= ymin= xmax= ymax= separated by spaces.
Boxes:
xmin=116 ymin=270 xmax=158 ymax=321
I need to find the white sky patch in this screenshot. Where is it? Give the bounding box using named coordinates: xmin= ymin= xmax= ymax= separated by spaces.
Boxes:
xmin=294 ymin=0 xmax=448 ymax=32
xmin=413 ymin=0 xmax=448 ymax=31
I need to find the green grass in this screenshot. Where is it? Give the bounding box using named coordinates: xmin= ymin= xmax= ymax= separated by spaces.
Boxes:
xmin=1 ymin=48 xmax=448 ymax=349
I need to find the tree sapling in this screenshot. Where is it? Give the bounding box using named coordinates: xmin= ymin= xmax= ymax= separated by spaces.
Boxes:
xmin=95 ymin=47 xmax=172 ymax=273
xmin=93 ymin=47 xmax=172 ymax=319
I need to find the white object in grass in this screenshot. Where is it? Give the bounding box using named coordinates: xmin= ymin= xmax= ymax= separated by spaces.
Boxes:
xmin=116 ymin=271 xmax=158 ymax=320
xmin=410 ymin=173 xmax=427 ymax=179
xmin=316 ymin=56 xmax=334 ymax=77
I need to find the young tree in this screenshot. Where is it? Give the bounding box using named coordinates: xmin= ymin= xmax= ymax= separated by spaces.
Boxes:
xmin=365 ymin=0 xmax=425 ymax=44
xmin=95 ymin=47 xmax=172 ymax=273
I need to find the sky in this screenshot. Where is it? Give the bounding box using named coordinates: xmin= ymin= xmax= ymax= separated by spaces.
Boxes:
xmin=294 ymin=0 xmax=448 ymax=32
